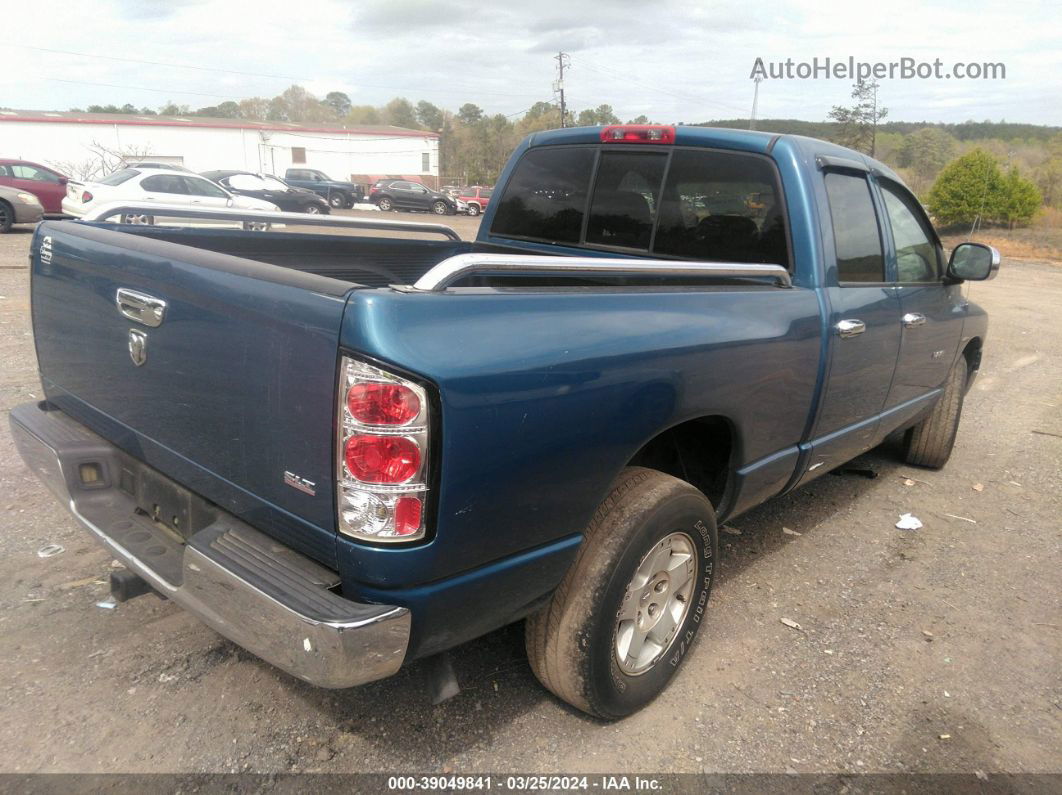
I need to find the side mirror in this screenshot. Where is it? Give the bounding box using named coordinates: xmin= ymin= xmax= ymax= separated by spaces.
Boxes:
xmin=59 ymin=176 xmax=69 ymax=185
xmin=947 ymin=242 xmax=1000 ymax=282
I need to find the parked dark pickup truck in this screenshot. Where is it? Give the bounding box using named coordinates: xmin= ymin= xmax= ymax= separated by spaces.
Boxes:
xmin=12 ymin=125 xmax=998 ymax=719
xmin=283 ymin=168 xmax=362 ymax=208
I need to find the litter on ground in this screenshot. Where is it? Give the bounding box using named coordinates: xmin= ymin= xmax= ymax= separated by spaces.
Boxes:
xmin=895 ymin=513 xmax=923 ymax=531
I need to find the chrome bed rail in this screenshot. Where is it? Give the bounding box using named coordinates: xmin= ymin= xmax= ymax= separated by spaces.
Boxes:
xmin=410 ymin=253 xmax=792 ymax=291
xmin=79 ymin=202 xmax=463 ymax=241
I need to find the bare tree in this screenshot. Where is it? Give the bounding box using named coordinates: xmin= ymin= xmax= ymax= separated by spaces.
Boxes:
xmin=48 ymin=140 xmax=154 ymax=182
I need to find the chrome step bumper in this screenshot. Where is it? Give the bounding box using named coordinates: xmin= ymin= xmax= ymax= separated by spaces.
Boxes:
xmin=9 ymin=401 xmax=410 ymax=688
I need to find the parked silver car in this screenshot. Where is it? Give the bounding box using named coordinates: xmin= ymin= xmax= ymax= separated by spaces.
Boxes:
xmin=0 ymin=185 xmax=44 ymax=233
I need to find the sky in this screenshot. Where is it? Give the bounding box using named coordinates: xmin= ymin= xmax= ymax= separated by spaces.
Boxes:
xmin=3 ymin=0 xmax=1060 ymax=126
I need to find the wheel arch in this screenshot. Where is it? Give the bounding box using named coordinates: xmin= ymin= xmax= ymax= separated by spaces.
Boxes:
xmin=960 ymin=336 xmax=983 ymax=389
xmin=625 ymin=414 xmax=738 ymax=514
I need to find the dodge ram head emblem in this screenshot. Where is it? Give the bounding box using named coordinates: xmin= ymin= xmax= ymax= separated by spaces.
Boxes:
xmin=128 ymin=329 xmax=148 ymax=366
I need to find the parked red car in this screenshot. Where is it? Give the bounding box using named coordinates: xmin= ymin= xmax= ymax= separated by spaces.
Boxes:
xmin=0 ymin=160 xmax=69 ymax=214
xmin=457 ymin=185 xmax=493 ymax=216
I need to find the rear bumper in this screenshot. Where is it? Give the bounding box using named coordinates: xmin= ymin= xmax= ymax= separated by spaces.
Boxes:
xmin=9 ymin=401 xmax=410 ymax=688
xmin=59 ymin=198 xmax=85 ymax=218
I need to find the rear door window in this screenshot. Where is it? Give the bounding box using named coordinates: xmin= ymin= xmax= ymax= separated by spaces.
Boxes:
xmin=654 ymin=149 xmax=787 ymax=264
xmin=491 ymin=147 xmax=596 ymax=244
xmin=13 ymin=164 xmax=60 ymax=182
xmin=141 ymin=174 xmax=188 ymax=194
xmin=181 ymin=177 xmax=229 ymax=197
xmin=823 ymin=172 xmax=885 ymax=283
xmin=585 ymin=151 xmax=667 ymax=251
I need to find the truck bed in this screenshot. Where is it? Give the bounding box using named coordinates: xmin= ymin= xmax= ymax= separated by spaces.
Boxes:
xmin=92 ymin=223 xmax=472 ymax=288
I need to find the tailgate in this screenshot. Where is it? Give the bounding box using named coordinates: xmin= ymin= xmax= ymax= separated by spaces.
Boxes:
xmin=30 ymin=221 xmax=352 ymax=567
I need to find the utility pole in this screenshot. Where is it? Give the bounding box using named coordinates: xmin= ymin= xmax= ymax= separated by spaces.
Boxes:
xmin=870 ymin=81 xmax=878 ymax=157
xmin=749 ymin=76 xmax=762 ymax=130
xmin=554 ymin=52 xmax=570 ymax=128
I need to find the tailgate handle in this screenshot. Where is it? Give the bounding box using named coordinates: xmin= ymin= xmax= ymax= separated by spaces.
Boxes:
xmin=116 ymin=289 xmax=167 ymax=328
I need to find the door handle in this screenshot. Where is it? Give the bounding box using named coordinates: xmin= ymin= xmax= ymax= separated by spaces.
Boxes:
xmin=835 ymin=319 xmax=866 ymax=338
xmin=902 ymin=312 xmax=926 ymax=328
xmin=115 ymin=288 xmax=167 ymax=327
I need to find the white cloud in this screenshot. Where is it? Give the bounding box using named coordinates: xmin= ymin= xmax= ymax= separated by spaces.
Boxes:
xmin=0 ymin=0 xmax=1057 ymax=125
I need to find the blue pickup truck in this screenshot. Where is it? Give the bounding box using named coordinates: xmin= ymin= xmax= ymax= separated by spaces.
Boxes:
xmin=11 ymin=124 xmax=999 ymax=719
xmin=283 ymin=167 xmax=363 ymax=209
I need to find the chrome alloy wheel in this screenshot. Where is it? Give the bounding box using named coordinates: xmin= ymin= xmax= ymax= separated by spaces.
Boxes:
xmin=614 ymin=532 xmax=697 ymax=675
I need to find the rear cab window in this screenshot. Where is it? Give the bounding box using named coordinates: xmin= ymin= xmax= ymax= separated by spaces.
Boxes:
xmin=490 ymin=145 xmax=789 ymax=266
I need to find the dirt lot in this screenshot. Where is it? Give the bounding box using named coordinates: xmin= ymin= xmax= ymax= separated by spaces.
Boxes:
xmin=0 ymin=219 xmax=1059 ymax=777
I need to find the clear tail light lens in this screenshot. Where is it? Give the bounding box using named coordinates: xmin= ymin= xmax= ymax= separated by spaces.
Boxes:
xmin=337 ymin=357 xmax=430 ymax=542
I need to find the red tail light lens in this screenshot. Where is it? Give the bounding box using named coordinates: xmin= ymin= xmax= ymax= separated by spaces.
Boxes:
xmin=393 ymin=496 xmax=423 ymax=536
xmin=82 ymin=190 xmax=94 ymax=202
xmin=338 ymin=357 xmax=431 ymax=542
xmin=344 ymin=434 xmax=421 ymax=484
xmin=347 ymin=382 xmax=420 ymax=426
xmin=600 ymin=125 xmax=676 ymax=144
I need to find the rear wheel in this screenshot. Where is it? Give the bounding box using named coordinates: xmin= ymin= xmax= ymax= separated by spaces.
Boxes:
xmin=0 ymin=201 xmax=12 ymax=233
xmin=304 ymin=204 xmax=321 ymax=214
xmin=120 ymin=213 xmax=154 ymax=225
xmin=903 ymin=358 xmax=968 ymax=469
xmin=466 ymin=203 xmax=481 ymax=217
xmin=526 ymin=467 xmax=717 ymax=719
xmin=432 ymin=200 xmax=449 ymax=215
xmin=377 ymin=197 xmax=394 ymax=211
xmin=242 ymin=221 xmax=270 ymax=232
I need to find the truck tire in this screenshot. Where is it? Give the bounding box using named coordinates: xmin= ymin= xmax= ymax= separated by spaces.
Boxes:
xmin=903 ymin=357 xmax=968 ymax=469
xmin=526 ymin=467 xmax=717 ymax=719
xmin=329 ymin=192 xmax=348 ymax=209
xmin=466 ymin=203 xmax=481 ymax=217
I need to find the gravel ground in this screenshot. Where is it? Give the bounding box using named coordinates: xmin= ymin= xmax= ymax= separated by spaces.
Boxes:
xmin=0 ymin=221 xmax=1059 ymax=776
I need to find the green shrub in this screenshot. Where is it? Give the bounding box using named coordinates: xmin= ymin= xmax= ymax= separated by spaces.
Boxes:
xmin=927 ymin=149 xmax=1040 ymax=227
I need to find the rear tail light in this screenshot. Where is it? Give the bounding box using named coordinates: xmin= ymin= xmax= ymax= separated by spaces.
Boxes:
xmin=600 ymin=125 xmax=676 ymax=144
xmin=337 ymin=357 xmax=430 ymax=542
xmin=347 ymin=382 xmax=420 ymax=425
xmin=343 ymin=434 xmax=420 ymax=484
xmin=81 ymin=190 xmax=94 ymax=203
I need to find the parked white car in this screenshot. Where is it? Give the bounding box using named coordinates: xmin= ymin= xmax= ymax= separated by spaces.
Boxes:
xmin=62 ymin=167 xmax=281 ymax=227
